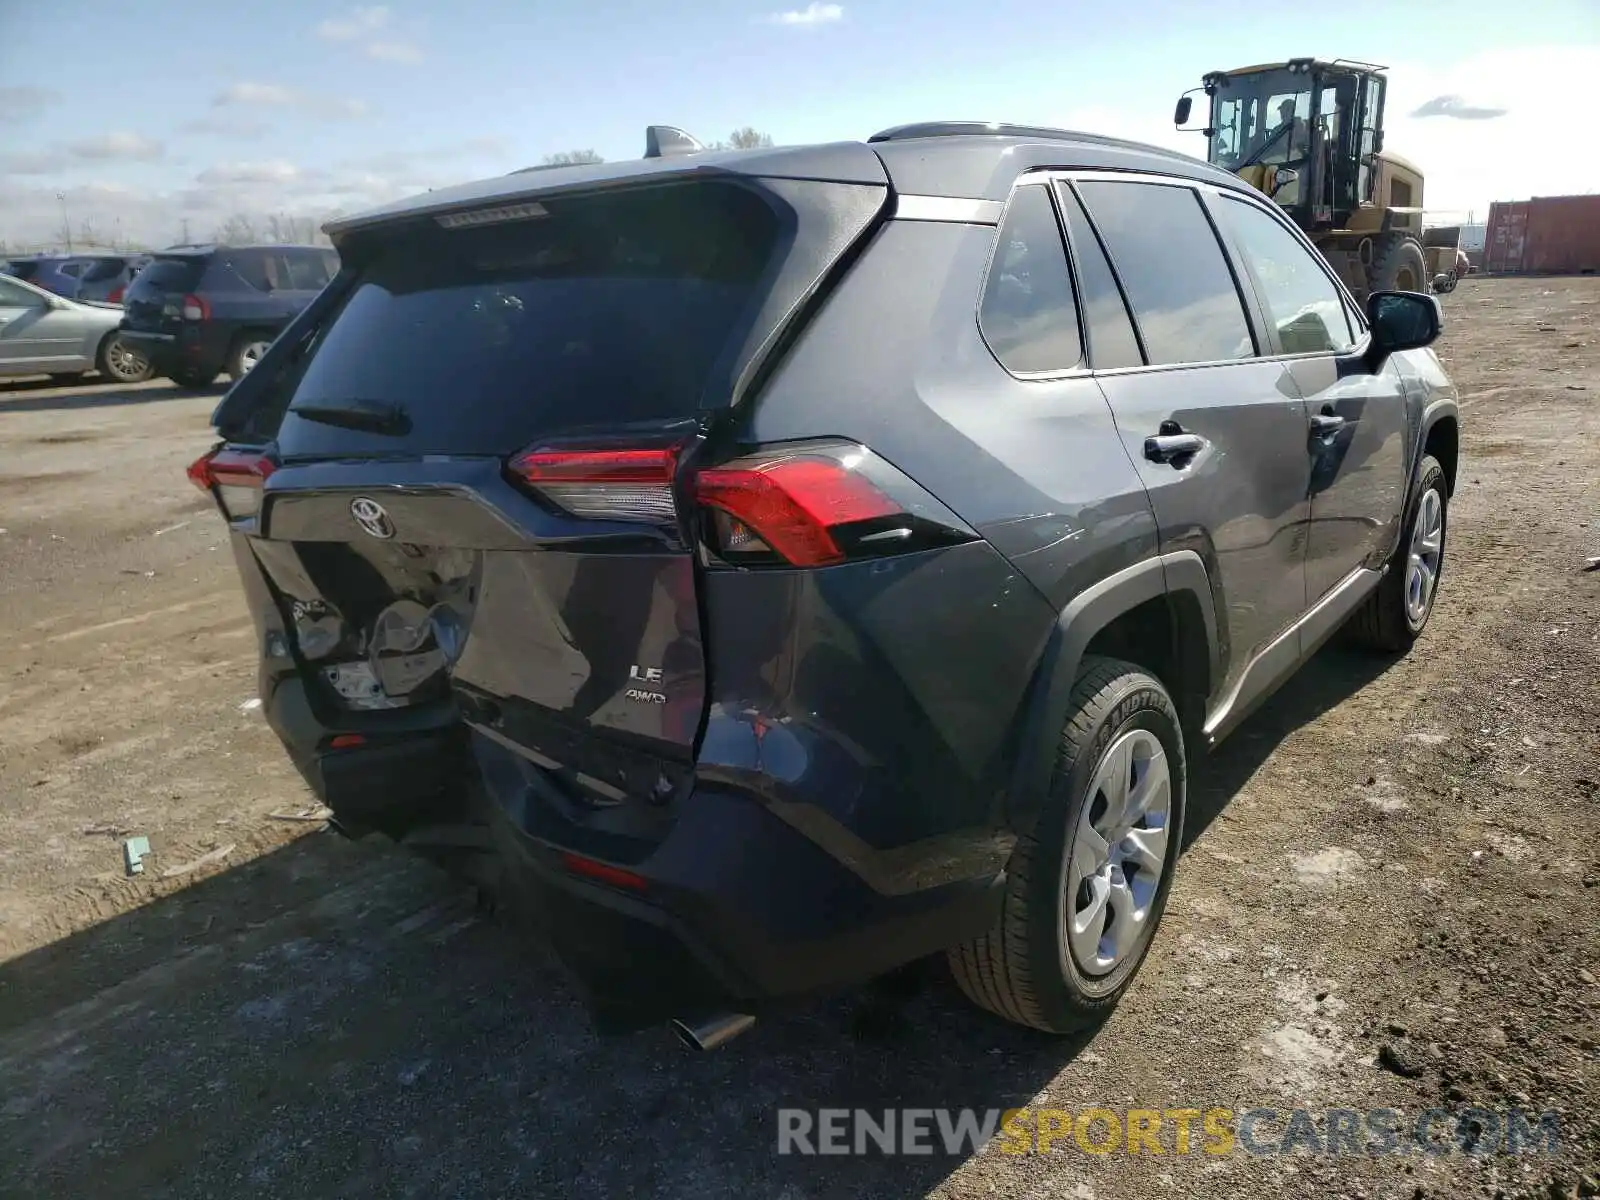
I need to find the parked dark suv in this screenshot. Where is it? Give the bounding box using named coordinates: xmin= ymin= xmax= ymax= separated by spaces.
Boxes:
xmin=191 ymin=124 xmax=1459 ymax=1044
xmin=119 ymin=243 xmax=337 ymax=388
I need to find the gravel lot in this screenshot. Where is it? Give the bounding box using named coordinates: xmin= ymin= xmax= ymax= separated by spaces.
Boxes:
xmin=1 ymin=276 xmax=1596 ymax=1200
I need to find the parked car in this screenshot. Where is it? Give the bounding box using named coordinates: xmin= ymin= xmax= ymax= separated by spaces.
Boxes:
xmin=1 ymin=253 xmax=148 ymax=303
xmin=118 ymin=244 xmax=338 ymax=388
xmin=0 ymin=271 xmax=154 ymax=383
xmin=189 ymin=123 xmax=1458 ymax=1045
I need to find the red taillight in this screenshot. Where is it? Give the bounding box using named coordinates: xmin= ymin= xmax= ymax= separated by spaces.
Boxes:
xmin=186 ymin=448 xmax=275 ymax=519
xmin=107 ymin=286 xmax=124 ymax=304
xmin=328 ymin=733 xmax=367 ymax=750
xmin=181 ymin=293 xmax=209 ymax=321
xmin=508 ymin=444 xmax=682 ymax=523
xmin=694 ymin=454 xmax=901 ymax=568
xmin=506 ymin=438 xmax=962 ymax=569
xmin=559 ymin=851 xmax=649 ymax=893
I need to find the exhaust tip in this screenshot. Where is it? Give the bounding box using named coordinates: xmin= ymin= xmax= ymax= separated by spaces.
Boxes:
xmin=670 ymin=1012 xmax=756 ymax=1052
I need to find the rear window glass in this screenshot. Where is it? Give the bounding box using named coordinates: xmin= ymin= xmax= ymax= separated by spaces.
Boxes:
xmin=130 ymin=257 xmax=206 ymax=294
xmin=269 ymin=182 xmax=782 ymax=457
xmin=5 ymin=261 xmax=40 ymax=281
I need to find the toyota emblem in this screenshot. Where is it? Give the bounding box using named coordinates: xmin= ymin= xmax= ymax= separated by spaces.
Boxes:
xmin=349 ymin=497 xmax=396 ymax=540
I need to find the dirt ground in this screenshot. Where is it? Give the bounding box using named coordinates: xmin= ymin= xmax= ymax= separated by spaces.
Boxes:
xmin=1 ymin=276 xmax=1596 ymax=1200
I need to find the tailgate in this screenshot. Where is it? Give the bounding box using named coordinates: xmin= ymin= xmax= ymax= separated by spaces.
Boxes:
xmin=215 ymin=166 xmax=889 ymax=805
xmin=248 ymin=457 xmax=704 ymax=800
xmin=121 ymin=255 xmax=204 ymax=333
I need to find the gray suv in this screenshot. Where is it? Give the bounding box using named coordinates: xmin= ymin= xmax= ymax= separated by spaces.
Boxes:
xmin=194 ymin=122 xmax=1457 ymax=1042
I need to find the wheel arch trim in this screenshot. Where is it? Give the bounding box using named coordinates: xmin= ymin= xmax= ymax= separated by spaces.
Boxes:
xmin=1005 ymin=551 xmax=1218 ymax=836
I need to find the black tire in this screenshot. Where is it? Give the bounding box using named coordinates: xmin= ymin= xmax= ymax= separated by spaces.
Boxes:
xmin=1369 ymin=234 xmax=1428 ymax=294
xmin=168 ymin=366 xmax=219 ymax=390
xmin=949 ymin=656 xmax=1187 ymax=1033
xmin=226 ymin=333 xmax=273 ymax=381
xmin=1347 ymin=455 xmax=1448 ymax=652
xmin=95 ymin=334 xmax=153 ymax=384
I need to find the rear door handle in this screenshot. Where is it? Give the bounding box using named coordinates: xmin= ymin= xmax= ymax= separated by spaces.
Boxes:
xmin=1309 ymin=412 xmax=1346 ymax=436
xmin=1143 ymin=432 xmax=1206 ymax=465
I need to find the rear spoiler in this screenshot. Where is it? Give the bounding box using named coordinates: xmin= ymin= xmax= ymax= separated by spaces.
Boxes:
xmin=509 ymin=126 xmax=710 ymax=175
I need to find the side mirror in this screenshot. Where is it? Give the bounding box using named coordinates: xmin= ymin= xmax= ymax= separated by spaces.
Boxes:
xmin=1368 ymin=290 xmax=1442 ymax=358
xmin=1174 ymin=96 xmax=1193 ymax=126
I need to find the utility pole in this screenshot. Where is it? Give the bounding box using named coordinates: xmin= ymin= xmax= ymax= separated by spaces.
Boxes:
xmin=56 ymin=192 xmax=73 ymax=252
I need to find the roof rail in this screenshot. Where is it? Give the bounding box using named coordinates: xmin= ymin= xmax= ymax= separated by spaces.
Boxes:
xmin=868 ymin=121 xmax=1137 ymax=145
xmin=644 ymin=126 xmax=706 ymax=159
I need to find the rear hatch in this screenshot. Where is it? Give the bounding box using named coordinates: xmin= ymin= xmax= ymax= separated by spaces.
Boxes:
xmin=121 ymin=254 xmax=207 ymax=334
xmin=205 ymin=159 xmax=890 ymax=808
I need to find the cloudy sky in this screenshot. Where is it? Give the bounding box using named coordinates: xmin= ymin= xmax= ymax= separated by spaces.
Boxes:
xmin=1 ymin=0 xmax=1595 ymax=249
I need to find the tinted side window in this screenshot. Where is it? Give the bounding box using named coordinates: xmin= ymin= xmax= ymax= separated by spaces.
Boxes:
xmin=283 ymin=248 xmax=335 ymax=290
xmin=1055 ymin=184 xmax=1143 ymax=370
xmin=226 ymin=250 xmax=272 ymax=292
xmin=80 ymin=258 xmax=128 ymax=283
xmin=1217 ymin=197 xmax=1356 ymax=355
xmin=1076 ymin=181 xmax=1255 ymax=366
xmin=978 ymin=184 xmax=1081 ymax=374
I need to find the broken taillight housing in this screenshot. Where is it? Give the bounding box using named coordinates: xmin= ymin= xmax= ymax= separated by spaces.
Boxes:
xmin=507 ymin=437 xmax=975 ymax=569
xmin=508 ymin=444 xmax=681 ymax=524
xmin=187 ymin=447 xmax=275 ymax=520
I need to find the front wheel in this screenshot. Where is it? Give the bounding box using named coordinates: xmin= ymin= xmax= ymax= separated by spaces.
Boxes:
xmin=96 ymin=334 xmax=153 ymax=384
xmin=949 ymin=657 xmax=1186 ymax=1033
xmin=1369 ymin=234 xmax=1428 ymax=294
xmin=1347 ymin=454 xmax=1448 ymax=652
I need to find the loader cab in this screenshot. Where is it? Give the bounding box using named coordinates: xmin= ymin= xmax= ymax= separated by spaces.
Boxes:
xmin=1179 ymin=58 xmax=1388 ymax=231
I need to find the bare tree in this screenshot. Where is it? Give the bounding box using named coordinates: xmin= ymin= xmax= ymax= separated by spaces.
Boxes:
xmin=213 ymin=214 xmax=259 ymax=245
xmin=264 ymin=213 xmax=319 ymax=244
xmin=707 ymin=128 xmax=776 ymax=151
xmin=727 ymin=127 xmax=775 ymax=150
xmin=543 ymin=149 xmax=605 ymax=166
xmin=77 ymin=220 xmax=107 ymax=249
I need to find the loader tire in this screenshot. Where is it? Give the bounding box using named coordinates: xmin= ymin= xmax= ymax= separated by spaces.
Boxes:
xmin=1369 ymin=234 xmax=1428 ymax=294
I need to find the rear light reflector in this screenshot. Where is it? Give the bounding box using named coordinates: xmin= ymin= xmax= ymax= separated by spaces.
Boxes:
xmin=181 ymin=293 xmax=209 ymax=321
xmin=186 ymin=448 xmax=275 ymax=519
xmin=508 ymin=444 xmax=682 ymax=523
xmin=559 ymin=851 xmax=649 ymax=893
xmin=695 ymin=453 xmax=901 ymax=567
xmin=328 ymin=733 xmax=367 ymax=750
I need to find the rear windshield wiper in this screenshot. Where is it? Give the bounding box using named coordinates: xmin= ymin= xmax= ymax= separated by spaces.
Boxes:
xmin=290 ymin=399 xmax=412 ymax=435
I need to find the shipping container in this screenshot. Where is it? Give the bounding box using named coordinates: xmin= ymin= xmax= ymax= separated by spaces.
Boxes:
xmin=1484 ymin=194 xmax=1600 ymax=275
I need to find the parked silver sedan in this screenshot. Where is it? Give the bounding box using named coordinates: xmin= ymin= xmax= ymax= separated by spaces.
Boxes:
xmin=0 ymin=271 xmax=153 ymax=384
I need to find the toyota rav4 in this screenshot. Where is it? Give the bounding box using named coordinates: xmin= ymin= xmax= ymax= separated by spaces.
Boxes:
xmin=191 ymin=122 xmax=1459 ymax=1044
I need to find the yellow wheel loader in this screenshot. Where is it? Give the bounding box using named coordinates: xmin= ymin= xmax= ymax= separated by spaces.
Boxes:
xmin=1175 ymin=58 xmax=1459 ymax=301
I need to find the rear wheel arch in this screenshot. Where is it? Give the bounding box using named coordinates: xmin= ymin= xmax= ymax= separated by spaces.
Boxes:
xmin=1006 ymin=552 xmax=1218 ymax=837
xmin=227 ymin=327 xmax=279 ymax=378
